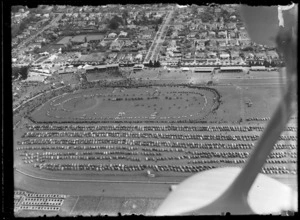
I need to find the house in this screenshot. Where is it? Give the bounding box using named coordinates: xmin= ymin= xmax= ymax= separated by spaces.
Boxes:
xmin=35 ymin=37 xmax=46 ymax=43
xmin=230 ymin=51 xmax=240 ymax=60
xmin=197 ymin=7 xmax=205 ymax=13
xmin=29 ymin=43 xmax=42 ymax=50
xmin=218 ymin=40 xmax=227 ymax=47
xmin=195 ymin=52 xmax=206 ymax=58
xmin=219 ymin=53 xmax=230 ymax=59
xmin=208 ymin=31 xmax=216 ymax=38
xmin=140 ymin=26 xmax=149 ymax=31
xmin=198 ymin=32 xmax=208 ymax=38
xmin=110 ymin=40 xmax=123 ymax=52
xmin=228 ymin=31 xmax=237 ymax=39
xmin=195 ymin=39 xmax=207 ymax=51
xmin=141 ymin=33 xmax=152 ymax=39
xmin=230 ymin=15 xmax=237 ymax=20
xmin=188 ymin=32 xmax=197 ymax=38
xmin=239 ymin=39 xmax=251 ymax=47
xmin=79 ymin=43 xmax=88 ymax=48
xmin=207 ymin=52 xmax=217 ymax=58
xmin=239 ymin=31 xmax=250 ymax=39
xmin=135 ymin=54 xmax=143 ymax=61
xmin=227 ymin=39 xmax=237 ymax=47
xmin=226 ymin=22 xmax=236 ymax=30
xmin=218 ymin=31 xmax=227 ymax=38
xmin=119 ymin=31 xmax=128 ymax=37
xmin=214 ymin=8 xmax=221 ymax=14
xmin=127 ymin=24 xmax=136 ymax=29
xmin=108 ymin=33 xmax=117 ymax=38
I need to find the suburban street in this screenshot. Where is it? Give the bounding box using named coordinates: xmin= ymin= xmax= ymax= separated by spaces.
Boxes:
xmin=144 ymin=8 xmax=175 ymax=63
xmin=16 ymin=13 xmax=63 ymax=54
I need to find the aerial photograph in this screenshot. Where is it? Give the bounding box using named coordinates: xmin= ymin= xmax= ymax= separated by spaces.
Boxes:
xmin=11 ymin=3 xmax=297 ymax=216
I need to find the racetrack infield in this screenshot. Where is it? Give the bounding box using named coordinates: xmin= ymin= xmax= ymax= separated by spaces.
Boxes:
xmin=29 ymin=85 xmax=220 ymax=123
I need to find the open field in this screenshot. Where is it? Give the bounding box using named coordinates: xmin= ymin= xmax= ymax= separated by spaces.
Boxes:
xmin=14 ymin=69 xmax=297 ymax=216
xmin=56 ymin=34 xmax=105 ymax=45
xmin=78 ymin=52 xmax=106 ymax=62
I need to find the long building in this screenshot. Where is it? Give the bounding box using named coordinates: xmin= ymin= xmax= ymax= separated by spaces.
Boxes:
xmin=194 ymin=67 xmax=215 ymax=73
xmin=220 ymin=66 xmax=244 ymax=72
xmin=85 ymin=64 xmax=119 ymax=74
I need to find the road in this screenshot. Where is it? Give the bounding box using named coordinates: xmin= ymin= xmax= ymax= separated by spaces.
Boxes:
xmin=16 ymin=13 xmax=63 ymax=54
xmin=150 ymin=9 xmax=174 ymax=62
xmin=144 ymin=9 xmax=175 ymax=63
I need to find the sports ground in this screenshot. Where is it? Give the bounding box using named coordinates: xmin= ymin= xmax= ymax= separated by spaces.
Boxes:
xmin=14 ymin=70 xmax=297 ymax=216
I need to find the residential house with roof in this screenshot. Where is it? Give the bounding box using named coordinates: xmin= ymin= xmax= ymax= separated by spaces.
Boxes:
xmin=110 ymin=40 xmax=124 ymax=52
xmin=208 ymin=31 xmax=216 ymax=38
xmin=238 ymin=28 xmax=250 ymax=39
xmin=141 ymin=31 xmax=153 ymax=39
xmin=198 ymin=31 xmax=208 ymax=39
xmin=218 ymin=31 xmax=227 ymax=38
xmin=35 ymin=36 xmax=46 ymax=43
xmin=207 ymin=52 xmax=217 ymax=58
xmin=107 ymin=32 xmax=117 ymax=38
xmin=119 ymin=31 xmax=128 ymax=38
xmin=228 ymin=30 xmax=237 ymax=39
xmin=230 ymin=50 xmax=241 ymax=60
xmin=217 ymin=39 xmax=227 ymax=48
xmin=187 ymin=31 xmax=198 ymax=39
xmin=226 ymin=22 xmax=237 ymax=30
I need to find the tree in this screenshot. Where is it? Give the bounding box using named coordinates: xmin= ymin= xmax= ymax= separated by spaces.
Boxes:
xmin=155 ymin=25 xmax=158 ymax=32
xmin=19 ymin=22 xmax=27 ymax=32
xmin=108 ymin=20 xmax=119 ymax=30
xmin=33 ymin=47 xmax=40 ymax=54
xmin=156 ymin=60 xmax=161 ymax=67
xmin=149 ymin=60 xmax=153 ymax=67
xmin=122 ymin=10 xmax=129 ymax=25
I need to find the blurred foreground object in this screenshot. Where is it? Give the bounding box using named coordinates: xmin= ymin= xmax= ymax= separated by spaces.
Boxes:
xmin=156 ymin=5 xmax=298 ymax=216
xmin=240 ymin=4 xmax=297 ymax=47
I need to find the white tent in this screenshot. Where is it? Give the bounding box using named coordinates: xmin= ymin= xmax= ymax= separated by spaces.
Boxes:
xmin=181 ymin=67 xmax=190 ymax=71
xmin=220 ymin=53 xmax=230 ymax=59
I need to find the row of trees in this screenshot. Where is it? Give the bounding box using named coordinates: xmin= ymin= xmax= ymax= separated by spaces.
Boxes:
xmin=147 ymin=60 xmax=161 ymax=67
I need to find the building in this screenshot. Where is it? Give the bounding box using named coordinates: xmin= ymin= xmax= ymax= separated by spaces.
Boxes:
xmin=85 ymin=64 xmax=119 ymax=74
xmin=220 ymin=66 xmax=244 ymax=72
xmin=107 ymin=33 xmax=117 ymax=38
xmin=194 ymin=67 xmax=215 ymax=73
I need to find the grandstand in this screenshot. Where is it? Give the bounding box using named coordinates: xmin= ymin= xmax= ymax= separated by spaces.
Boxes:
xmin=220 ymin=66 xmax=244 ymax=72
xmin=85 ymin=64 xmax=119 ymax=74
xmin=194 ymin=67 xmax=215 ymax=73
